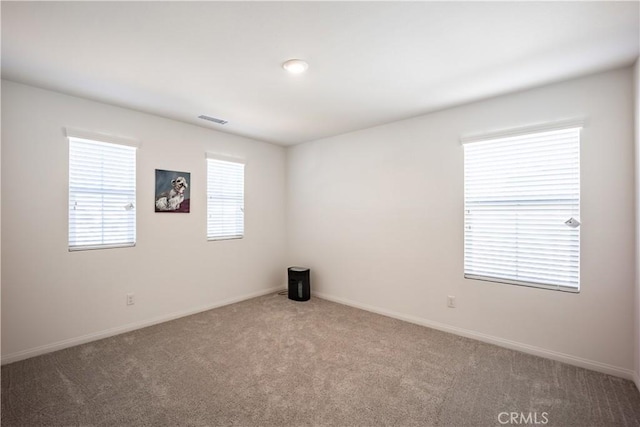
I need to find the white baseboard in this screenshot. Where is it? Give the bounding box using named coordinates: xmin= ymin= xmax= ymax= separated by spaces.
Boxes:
xmin=5 ymin=286 xmax=635 ymax=382
xmin=1 ymin=286 xmax=283 ymax=366
xmin=314 ymin=291 xmax=636 ymax=381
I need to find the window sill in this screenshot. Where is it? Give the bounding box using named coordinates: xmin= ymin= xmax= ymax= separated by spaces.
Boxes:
xmin=464 ymin=274 xmax=580 ymax=293
xmin=69 ymin=243 xmax=136 ymax=252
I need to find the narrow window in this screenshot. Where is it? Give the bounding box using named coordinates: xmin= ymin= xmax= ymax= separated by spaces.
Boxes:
xmin=463 ymin=126 xmax=581 ymax=292
xmin=68 ymin=135 xmax=137 ymax=250
xmin=207 ymin=156 xmax=245 ymax=240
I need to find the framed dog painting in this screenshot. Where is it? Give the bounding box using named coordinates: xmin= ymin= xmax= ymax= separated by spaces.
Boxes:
xmin=155 ymin=169 xmax=191 ymax=213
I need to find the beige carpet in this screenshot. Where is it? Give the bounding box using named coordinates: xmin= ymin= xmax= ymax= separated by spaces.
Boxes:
xmin=2 ymin=293 xmax=640 ymax=426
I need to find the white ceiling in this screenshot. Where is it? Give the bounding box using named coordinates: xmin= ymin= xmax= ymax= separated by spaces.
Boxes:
xmin=2 ymin=2 xmax=639 ymax=146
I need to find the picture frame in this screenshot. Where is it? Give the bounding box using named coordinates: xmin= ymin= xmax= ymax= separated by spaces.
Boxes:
xmin=155 ymin=169 xmax=191 ymax=213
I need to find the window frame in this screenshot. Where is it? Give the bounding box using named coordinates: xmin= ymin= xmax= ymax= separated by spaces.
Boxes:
xmin=462 ymin=122 xmax=582 ymax=293
xmin=206 ymin=154 xmax=245 ymax=241
xmin=66 ymin=128 xmax=138 ymax=251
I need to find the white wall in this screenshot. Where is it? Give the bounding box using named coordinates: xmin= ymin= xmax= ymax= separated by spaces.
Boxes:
xmin=1 ymin=80 xmax=287 ymax=362
xmin=634 ymin=58 xmax=640 ymax=389
xmin=2 ymin=67 xmax=637 ymax=379
xmin=288 ymin=67 xmax=636 ymax=378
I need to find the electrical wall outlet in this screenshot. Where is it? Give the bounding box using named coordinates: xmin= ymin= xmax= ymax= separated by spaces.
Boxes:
xmin=126 ymin=293 xmax=135 ymax=306
xmin=447 ymin=295 xmax=456 ymax=308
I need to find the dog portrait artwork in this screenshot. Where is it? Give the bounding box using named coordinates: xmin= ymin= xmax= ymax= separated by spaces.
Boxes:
xmin=155 ymin=169 xmax=191 ymax=213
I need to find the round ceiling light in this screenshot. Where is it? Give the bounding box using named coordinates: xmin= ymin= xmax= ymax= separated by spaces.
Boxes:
xmin=282 ymin=59 xmax=309 ymax=74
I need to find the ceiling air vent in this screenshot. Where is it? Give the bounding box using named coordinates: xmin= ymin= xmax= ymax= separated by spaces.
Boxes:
xmin=198 ymin=115 xmax=228 ymax=125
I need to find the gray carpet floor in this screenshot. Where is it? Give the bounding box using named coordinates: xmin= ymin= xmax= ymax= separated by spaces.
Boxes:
xmin=2 ymin=293 xmax=640 ymax=426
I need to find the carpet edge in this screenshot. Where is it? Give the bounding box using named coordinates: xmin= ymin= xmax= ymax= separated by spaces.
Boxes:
xmin=314 ymin=291 xmax=636 ymax=381
xmin=1 ymin=286 xmax=285 ymax=365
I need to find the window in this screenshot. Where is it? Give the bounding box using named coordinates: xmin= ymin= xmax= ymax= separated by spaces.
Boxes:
xmin=463 ymin=125 xmax=581 ymax=292
xmin=207 ymin=155 xmax=245 ymax=240
xmin=68 ymin=132 xmax=137 ymax=251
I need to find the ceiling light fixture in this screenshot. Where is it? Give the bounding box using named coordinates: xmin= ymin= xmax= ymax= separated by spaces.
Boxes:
xmin=282 ymin=59 xmax=309 ymax=74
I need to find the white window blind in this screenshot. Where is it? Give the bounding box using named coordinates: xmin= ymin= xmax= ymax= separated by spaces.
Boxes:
xmin=207 ymin=156 xmax=244 ymax=240
xmin=463 ymin=126 xmax=581 ymax=292
xmin=68 ymin=137 xmax=137 ymax=250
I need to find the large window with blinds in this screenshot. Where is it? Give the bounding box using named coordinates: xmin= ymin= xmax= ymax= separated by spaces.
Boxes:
xmin=463 ymin=126 xmax=581 ymax=292
xmin=68 ymin=135 xmax=137 ymax=251
xmin=207 ymin=156 xmax=245 ymax=240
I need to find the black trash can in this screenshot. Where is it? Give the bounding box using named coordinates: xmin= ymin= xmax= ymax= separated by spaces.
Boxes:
xmin=288 ymin=267 xmax=310 ymax=301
